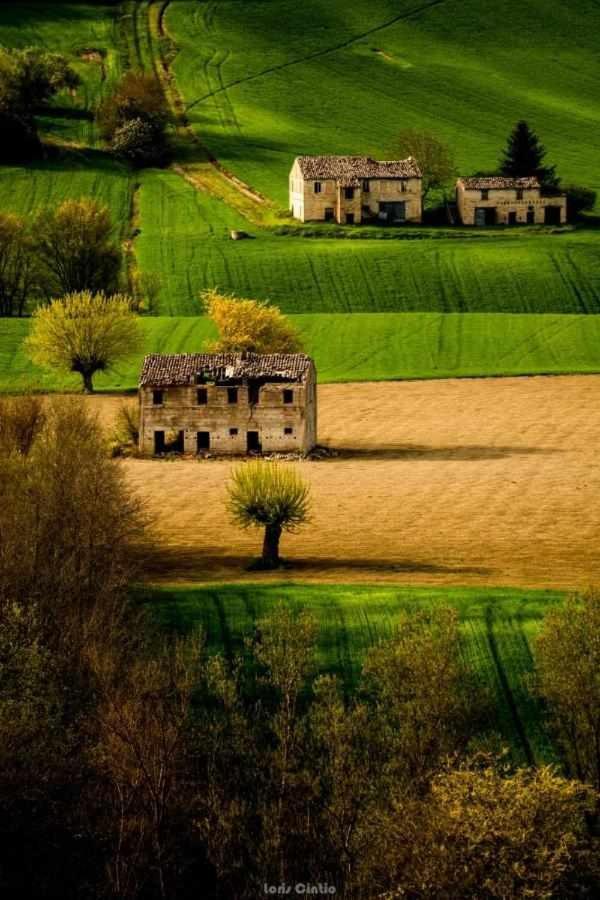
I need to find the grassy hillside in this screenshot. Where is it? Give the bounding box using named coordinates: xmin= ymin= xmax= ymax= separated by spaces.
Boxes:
xmin=168 ymin=0 xmax=600 ymax=207
xmin=5 ymin=312 xmax=600 ymax=392
xmin=137 ymin=172 xmax=600 ymax=316
xmin=141 ymin=582 xmax=565 ymax=765
xmin=0 ymin=1 xmax=599 ymax=379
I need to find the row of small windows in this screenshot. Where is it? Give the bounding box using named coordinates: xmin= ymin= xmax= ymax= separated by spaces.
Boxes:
xmin=152 ymin=388 xmax=294 ymax=406
xmin=154 ymin=428 xmax=294 ymax=454
xmin=314 ymin=180 xmax=408 ymax=196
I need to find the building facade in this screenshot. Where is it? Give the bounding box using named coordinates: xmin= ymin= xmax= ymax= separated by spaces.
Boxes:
xmin=289 ymin=155 xmax=422 ymax=225
xmin=139 ymin=352 xmax=317 ymax=456
xmin=456 ymin=176 xmax=567 ymax=226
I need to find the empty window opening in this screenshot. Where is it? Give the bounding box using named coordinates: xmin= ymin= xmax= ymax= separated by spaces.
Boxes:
xmin=481 ymin=189 xmax=489 ymax=200
xmin=197 ymin=431 xmax=210 ymax=452
xmin=283 ymin=389 xmax=294 ymax=404
xmin=197 ymin=388 xmax=208 ymax=405
xmin=362 ymin=179 xmax=370 ymax=192
xmin=527 ymin=207 xmax=535 ymax=224
xmin=314 ymin=181 xmax=322 ymax=193
xmin=247 ymin=431 xmax=260 ymax=453
xmin=227 ymin=387 xmax=238 ymax=404
xmin=324 ymin=207 xmax=335 ymax=221
xmin=284 ymin=427 xmax=294 ymax=435
xmin=346 ymin=213 xmax=355 ymax=225
xmin=508 ymin=211 xmax=517 ymax=225
xmin=344 ymin=187 xmax=354 ymax=200
xmin=229 ymin=428 xmax=238 ymax=437
xmin=152 ymin=389 xmax=163 ymax=405
xmin=248 ymin=382 xmax=260 ymax=405
xmin=154 ymin=430 xmax=165 ymax=454
xmin=401 ymin=180 xmax=407 ymax=193
xmin=516 ymin=188 xmax=524 ymax=200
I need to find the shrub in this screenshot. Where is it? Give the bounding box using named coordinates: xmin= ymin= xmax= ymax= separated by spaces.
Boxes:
xmin=202 ymin=289 xmax=302 ymax=354
xmin=0 ymin=394 xmax=45 ymax=456
xmin=111 ymin=115 xmax=168 ymax=167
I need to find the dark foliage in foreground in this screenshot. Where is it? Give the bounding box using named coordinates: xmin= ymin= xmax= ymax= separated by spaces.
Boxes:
xmin=0 ymin=397 xmax=598 ymax=898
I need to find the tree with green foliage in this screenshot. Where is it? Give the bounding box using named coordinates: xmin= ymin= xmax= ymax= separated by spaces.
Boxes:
xmin=362 ymin=606 xmax=487 ymax=785
xmin=499 ymin=120 xmax=558 ymax=187
xmin=203 ymin=289 xmax=302 ymax=354
xmin=227 ymin=460 xmax=310 ymax=568
xmin=0 ymin=47 xmax=79 ymax=160
xmin=34 ymin=198 xmax=121 ymax=297
xmin=25 ymin=291 xmax=142 ymax=393
xmin=0 ymin=213 xmax=39 ymax=316
xmin=535 ymin=591 xmax=600 ymax=797
xmin=394 ymin=129 xmax=457 ymax=203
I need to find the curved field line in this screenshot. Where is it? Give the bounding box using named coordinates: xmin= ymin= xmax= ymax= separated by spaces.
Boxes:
xmin=485 ymin=606 xmax=535 ymax=765
xmin=185 ymin=0 xmax=447 ymax=110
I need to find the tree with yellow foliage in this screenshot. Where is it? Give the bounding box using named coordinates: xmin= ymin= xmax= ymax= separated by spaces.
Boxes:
xmin=202 ymin=289 xmax=302 ymax=354
xmin=25 ymin=291 xmax=142 ymax=392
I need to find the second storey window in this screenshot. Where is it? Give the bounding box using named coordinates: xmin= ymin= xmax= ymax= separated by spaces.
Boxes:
xmin=362 ymin=179 xmax=370 ymax=192
xmin=314 ymin=181 xmax=322 ymax=193
xmin=344 ymin=186 xmax=354 ymax=200
xmin=152 ymin=389 xmax=163 ymax=406
xmin=401 ymin=180 xmax=407 ymax=193
xmin=283 ymin=389 xmax=294 ymax=404
xmin=197 ymin=388 xmax=208 ymax=405
xmin=227 ymin=387 xmax=238 ymax=404
xmin=516 ymin=188 xmax=524 ymax=200
xmin=481 ymin=189 xmax=489 ymax=200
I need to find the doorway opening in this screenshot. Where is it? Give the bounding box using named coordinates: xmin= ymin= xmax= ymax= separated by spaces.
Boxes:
xmin=197 ymin=431 xmax=210 ymax=452
xmin=247 ymin=431 xmax=261 ymax=453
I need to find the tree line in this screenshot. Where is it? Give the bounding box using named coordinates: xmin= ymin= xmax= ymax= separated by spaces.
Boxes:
xmin=1 ymin=394 xmax=600 ymax=898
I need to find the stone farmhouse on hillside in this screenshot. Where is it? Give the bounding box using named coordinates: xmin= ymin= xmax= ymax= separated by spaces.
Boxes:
xmin=289 ymin=155 xmax=422 ymax=225
xmin=456 ymin=176 xmax=567 ymax=226
xmin=138 ymin=352 xmax=317 ymax=456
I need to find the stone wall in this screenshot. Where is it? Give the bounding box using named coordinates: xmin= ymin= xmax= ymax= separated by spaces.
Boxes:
xmin=457 ymin=185 xmax=567 ymax=225
xmin=289 ymin=161 xmax=422 ymax=224
xmin=139 ymin=369 xmax=317 ymax=456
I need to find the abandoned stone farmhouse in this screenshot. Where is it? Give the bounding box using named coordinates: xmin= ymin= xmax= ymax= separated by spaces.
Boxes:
xmin=139 ymin=352 xmax=317 ymax=456
xmin=456 ymin=176 xmax=567 ymax=226
xmin=289 ymin=155 xmax=422 ymax=224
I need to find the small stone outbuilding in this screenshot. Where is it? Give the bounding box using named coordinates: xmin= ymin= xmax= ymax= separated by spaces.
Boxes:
xmin=289 ymin=155 xmax=422 ymax=225
xmin=139 ymin=352 xmax=317 ymax=456
xmin=456 ymin=176 xmax=567 ymax=226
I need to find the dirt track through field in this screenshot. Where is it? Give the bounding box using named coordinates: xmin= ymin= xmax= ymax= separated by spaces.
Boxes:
xmin=88 ymin=376 xmax=600 ymax=588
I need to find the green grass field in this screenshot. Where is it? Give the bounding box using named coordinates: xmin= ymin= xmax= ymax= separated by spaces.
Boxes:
xmin=140 ymin=582 xmax=565 ymax=765
xmin=4 ymin=311 xmax=600 ymax=392
xmin=167 ymin=0 xmax=600 ymax=208
xmin=1 ymin=1 xmax=600 ymax=378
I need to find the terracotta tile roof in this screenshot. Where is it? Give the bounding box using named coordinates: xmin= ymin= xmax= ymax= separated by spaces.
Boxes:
xmin=458 ymin=175 xmax=540 ymax=190
xmin=140 ymin=352 xmax=314 ymax=387
xmin=296 ymin=155 xmax=421 ymax=184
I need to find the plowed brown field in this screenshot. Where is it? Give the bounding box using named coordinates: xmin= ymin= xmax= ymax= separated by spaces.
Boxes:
xmin=85 ymin=376 xmax=600 ymax=588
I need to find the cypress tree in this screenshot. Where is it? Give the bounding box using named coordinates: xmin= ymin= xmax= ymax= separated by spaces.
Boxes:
xmin=499 ymin=121 xmax=558 ymax=187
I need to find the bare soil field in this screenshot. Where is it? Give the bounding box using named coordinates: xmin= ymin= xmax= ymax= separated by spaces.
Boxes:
xmin=85 ymin=376 xmax=600 ymax=588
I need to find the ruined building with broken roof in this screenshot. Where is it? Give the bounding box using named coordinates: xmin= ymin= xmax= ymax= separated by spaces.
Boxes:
xmin=289 ymin=155 xmax=422 ymax=225
xmin=456 ymin=176 xmax=567 ymax=226
xmin=138 ymin=353 xmax=317 ymax=456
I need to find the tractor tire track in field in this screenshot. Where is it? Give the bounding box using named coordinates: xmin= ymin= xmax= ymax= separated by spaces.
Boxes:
xmin=485 ymin=606 xmax=535 ymax=765
xmin=186 ymin=0 xmax=447 ymax=110
xmin=145 ymin=0 xmax=266 ymax=210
